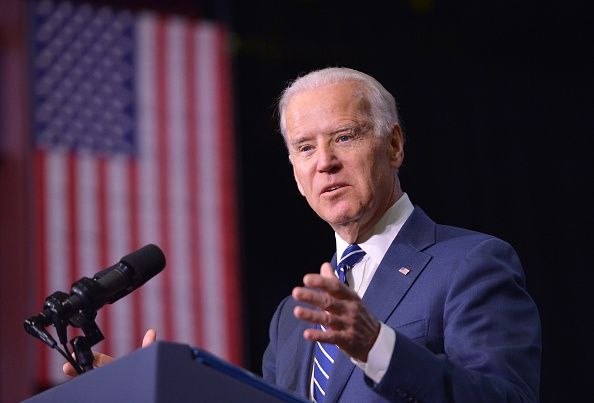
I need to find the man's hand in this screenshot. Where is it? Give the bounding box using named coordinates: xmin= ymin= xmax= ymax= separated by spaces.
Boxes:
xmin=292 ymin=263 xmax=380 ymax=362
xmin=62 ymin=328 xmax=157 ymax=376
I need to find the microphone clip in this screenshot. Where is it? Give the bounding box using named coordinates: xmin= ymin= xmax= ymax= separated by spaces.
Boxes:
xmin=24 ymin=289 xmax=105 ymax=375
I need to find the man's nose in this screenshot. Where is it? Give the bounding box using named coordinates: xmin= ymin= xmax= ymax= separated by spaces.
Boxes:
xmin=316 ymin=144 xmax=340 ymax=173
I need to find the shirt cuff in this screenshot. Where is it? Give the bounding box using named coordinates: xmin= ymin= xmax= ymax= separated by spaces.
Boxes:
xmin=351 ymin=322 xmax=396 ymax=384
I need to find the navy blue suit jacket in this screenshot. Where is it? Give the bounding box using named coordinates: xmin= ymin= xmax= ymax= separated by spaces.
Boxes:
xmin=262 ymin=208 xmax=541 ymax=402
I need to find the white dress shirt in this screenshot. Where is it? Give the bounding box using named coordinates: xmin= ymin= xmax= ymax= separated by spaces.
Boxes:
xmin=309 ymin=193 xmax=414 ymax=397
xmin=339 ymin=193 xmax=414 ymax=384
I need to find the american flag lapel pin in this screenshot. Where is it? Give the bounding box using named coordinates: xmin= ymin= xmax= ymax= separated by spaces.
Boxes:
xmin=398 ymin=267 xmax=411 ymax=275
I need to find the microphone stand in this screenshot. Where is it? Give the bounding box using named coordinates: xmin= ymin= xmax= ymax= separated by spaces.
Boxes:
xmin=70 ymin=312 xmax=104 ymax=373
xmin=24 ymin=293 xmax=105 ymax=375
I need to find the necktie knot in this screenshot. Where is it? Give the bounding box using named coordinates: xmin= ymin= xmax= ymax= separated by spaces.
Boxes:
xmin=336 ymin=244 xmax=365 ymax=284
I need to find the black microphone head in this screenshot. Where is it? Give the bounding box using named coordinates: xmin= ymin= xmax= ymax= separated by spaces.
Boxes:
xmin=120 ymin=244 xmax=166 ymax=287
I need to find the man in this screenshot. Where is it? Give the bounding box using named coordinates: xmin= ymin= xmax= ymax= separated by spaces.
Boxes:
xmin=64 ymin=67 xmax=541 ymax=402
xmin=261 ymin=67 xmax=541 ymax=402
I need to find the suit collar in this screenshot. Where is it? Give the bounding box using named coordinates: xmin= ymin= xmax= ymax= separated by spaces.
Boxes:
xmin=335 ymin=193 xmax=415 ymax=264
xmin=330 ymin=206 xmax=435 ymax=270
xmin=395 ymin=206 xmax=436 ymax=252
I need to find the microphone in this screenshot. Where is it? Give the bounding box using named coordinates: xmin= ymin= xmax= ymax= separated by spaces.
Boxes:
xmin=27 ymin=243 xmax=166 ymax=329
xmin=82 ymin=243 xmax=166 ymax=307
xmin=24 ymin=244 xmax=165 ymax=374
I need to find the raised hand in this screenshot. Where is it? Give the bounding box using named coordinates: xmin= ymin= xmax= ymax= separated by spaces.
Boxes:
xmin=292 ymin=263 xmax=380 ymax=362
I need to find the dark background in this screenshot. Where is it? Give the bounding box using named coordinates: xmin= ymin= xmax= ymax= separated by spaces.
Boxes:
xmin=3 ymin=0 xmax=592 ymax=401
xmin=229 ymin=1 xmax=593 ymax=402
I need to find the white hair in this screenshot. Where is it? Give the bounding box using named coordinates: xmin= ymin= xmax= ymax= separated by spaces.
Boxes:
xmin=278 ymin=67 xmax=400 ymax=140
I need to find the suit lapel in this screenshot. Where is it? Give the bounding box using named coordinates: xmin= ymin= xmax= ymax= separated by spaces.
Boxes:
xmin=364 ymin=207 xmax=436 ymax=321
xmin=324 ymin=207 xmax=436 ymax=402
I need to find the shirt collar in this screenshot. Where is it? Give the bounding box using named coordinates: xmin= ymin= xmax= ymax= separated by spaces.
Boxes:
xmin=335 ymin=193 xmax=414 ymax=265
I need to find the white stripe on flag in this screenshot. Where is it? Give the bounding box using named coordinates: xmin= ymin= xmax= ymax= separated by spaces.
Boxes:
xmin=191 ymin=21 xmax=205 ymax=348
xmin=46 ymin=151 xmax=69 ymax=384
xmin=75 ymin=152 xmax=104 ymax=348
xmin=106 ymin=155 xmax=133 ymax=356
xmin=136 ymin=12 xmax=164 ymax=337
xmin=76 ymin=153 xmax=98 ymax=279
xmin=197 ymin=22 xmax=225 ymax=357
xmin=166 ymin=17 xmax=194 ymax=345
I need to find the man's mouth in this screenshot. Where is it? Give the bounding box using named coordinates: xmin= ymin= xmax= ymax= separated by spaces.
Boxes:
xmin=321 ymin=184 xmax=347 ymax=194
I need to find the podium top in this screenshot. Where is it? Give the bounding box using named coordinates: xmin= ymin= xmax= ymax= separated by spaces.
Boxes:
xmin=24 ymin=342 xmax=307 ymax=403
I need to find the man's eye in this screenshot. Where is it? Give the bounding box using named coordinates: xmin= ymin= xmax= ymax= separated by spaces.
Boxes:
xmin=337 ymin=134 xmax=352 ymax=142
xmin=299 ymin=145 xmax=313 ymax=153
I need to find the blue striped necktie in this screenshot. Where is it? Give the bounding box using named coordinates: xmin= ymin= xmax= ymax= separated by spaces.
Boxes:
xmin=311 ymin=244 xmax=366 ymax=402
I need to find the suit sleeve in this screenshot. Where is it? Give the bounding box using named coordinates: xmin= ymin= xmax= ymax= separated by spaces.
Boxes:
xmin=262 ymin=296 xmax=288 ymax=384
xmin=369 ymin=238 xmax=541 ymax=402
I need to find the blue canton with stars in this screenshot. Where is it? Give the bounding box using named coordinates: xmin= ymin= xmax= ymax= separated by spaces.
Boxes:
xmin=31 ymin=0 xmax=137 ymax=155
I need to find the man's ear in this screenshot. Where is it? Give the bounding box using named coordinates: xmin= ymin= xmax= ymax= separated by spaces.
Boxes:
xmin=289 ymin=155 xmax=306 ymax=196
xmin=388 ymin=123 xmax=405 ymax=169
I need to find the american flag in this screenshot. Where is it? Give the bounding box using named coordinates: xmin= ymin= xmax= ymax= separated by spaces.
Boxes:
xmin=30 ymin=0 xmax=241 ymax=385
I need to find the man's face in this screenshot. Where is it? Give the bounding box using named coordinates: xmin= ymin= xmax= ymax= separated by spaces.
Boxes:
xmin=284 ymin=81 xmax=404 ymax=240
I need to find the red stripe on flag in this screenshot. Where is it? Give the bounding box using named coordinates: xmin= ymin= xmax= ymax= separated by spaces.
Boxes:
xmin=155 ymin=16 xmax=174 ymax=341
xmin=97 ymin=157 xmax=111 ymax=354
xmin=34 ymin=151 xmax=49 ymax=385
xmin=127 ymin=159 xmax=143 ymax=343
xmin=66 ymin=154 xmax=78 ymax=292
xmin=185 ymin=20 xmax=204 ymax=347
xmin=67 ymin=154 xmax=85 ymax=342
xmin=215 ymin=25 xmax=242 ymax=365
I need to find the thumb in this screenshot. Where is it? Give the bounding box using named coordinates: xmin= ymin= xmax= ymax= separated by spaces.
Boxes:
xmin=142 ymin=328 xmax=157 ymax=348
xmin=320 ymin=262 xmax=335 ymax=278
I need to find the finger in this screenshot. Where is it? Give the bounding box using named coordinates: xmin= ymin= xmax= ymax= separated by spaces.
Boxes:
xmin=63 ymin=352 xmax=80 ymax=376
xmin=320 ymin=262 xmax=335 ymax=278
xmin=92 ymin=352 xmax=113 ymax=367
xmin=303 ymin=327 xmax=346 ymax=344
xmin=302 ymin=273 xmax=356 ymax=300
xmin=63 ymin=362 xmax=78 ymax=377
xmin=291 ymin=287 xmax=332 ymax=309
xmin=142 ymin=328 xmax=157 ymax=348
xmin=62 ymin=352 xmax=113 ymax=376
xmin=292 ymin=286 xmax=339 ymax=311
xmin=293 ymin=305 xmax=346 ymax=328
xmin=293 ymin=306 xmax=342 ymax=327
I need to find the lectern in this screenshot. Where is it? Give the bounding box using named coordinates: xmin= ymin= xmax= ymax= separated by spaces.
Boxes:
xmin=24 ymin=342 xmax=306 ymax=402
